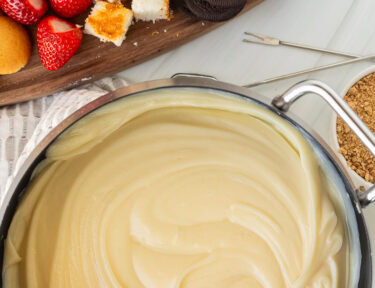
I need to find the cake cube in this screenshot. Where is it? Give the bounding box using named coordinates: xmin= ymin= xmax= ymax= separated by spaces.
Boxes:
xmin=84 ymin=1 xmax=133 ymax=47
xmin=132 ymin=0 xmax=170 ymax=22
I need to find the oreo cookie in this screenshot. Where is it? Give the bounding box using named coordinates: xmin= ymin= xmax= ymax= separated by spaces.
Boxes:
xmin=174 ymin=0 xmax=197 ymax=18
xmin=176 ymin=0 xmax=246 ymax=22
xmin=205 ymin=0 xmax=246 ymax=8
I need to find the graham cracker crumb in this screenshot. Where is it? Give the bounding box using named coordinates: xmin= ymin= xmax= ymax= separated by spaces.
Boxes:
xmin=337 ymin=72 xmax=375 ymax=183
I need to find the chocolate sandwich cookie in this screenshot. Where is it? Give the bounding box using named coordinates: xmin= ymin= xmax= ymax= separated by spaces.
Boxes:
xmin=173 ymin=0 xmax=197 ymax=18
xmin=204 ymin=0 xmax=246 ymax=8
xmin=184 ymin=0 xmax=245 ymax=21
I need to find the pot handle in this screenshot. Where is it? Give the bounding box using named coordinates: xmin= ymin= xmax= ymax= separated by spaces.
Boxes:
xmin=272 ymin=79 xmax=375 ymax=207
xmin=171 ymin=73 xmax=217 ymax=81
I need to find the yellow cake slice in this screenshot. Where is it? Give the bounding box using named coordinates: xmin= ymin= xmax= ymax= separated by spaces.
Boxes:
xmin=84 ymin=0 xmax=133 ymax=47
xmin=132 ymin=0 xmax=170 ymax=22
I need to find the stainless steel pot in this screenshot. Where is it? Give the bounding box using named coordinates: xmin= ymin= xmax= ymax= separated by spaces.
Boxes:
xmin=0 ymin=74 xmax=374 ymax=287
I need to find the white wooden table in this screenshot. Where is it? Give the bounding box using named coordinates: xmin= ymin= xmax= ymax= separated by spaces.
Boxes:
xmin=119 ymin=0 xmax=375 ymax=283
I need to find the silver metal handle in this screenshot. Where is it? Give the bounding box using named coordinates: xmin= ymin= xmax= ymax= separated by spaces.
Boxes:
xmin=272 ymin=80 xmax=375 ymax=207
xmin=171 ymin=73 xmax=217 ymax=81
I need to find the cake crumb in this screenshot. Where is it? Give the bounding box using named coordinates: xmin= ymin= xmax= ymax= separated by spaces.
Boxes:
xmin=133 ymin=42 xmax=138 ymax=46
xmin=163 ymin=29 xmax=167 ymax=33
xmin=152 ymin=31 xmax=159 ymax=36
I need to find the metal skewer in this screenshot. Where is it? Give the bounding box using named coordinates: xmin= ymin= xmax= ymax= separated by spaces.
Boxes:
xmin=242 ymin=32 xmax=373 ymax=88
xmin=243 ymin=32 xmax=361 ymax=58
xmin=244 ymin=54 xmax=375 ymax=88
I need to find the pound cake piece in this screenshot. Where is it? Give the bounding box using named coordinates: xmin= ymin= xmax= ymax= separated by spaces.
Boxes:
xmin=132 ymin=0 xmax=170 ymax=22
xmin=84 ymin=0 xmax=133 ymax=47
xmin=0 ymin=16 xmax=31 ymax=74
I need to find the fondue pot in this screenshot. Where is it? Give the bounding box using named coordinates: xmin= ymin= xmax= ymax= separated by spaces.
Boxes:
xmin=0 ymin=74 xmax=374 ymax=287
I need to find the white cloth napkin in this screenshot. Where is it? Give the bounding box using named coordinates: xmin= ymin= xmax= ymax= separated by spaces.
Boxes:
xmin=0 ymin=76 xmax=129 ymax=199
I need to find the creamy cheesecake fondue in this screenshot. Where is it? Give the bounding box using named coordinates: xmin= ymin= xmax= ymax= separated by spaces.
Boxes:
xmin=3 ymin=89 xmax=351 ymax=287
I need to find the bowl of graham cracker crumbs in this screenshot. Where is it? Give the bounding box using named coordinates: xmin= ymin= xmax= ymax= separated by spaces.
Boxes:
xmin=331 ymin=66 xmax=375 ymax=189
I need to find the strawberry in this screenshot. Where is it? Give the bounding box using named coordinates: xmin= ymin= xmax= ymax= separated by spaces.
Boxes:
xmin=37 ymin=16 xmax=82 ymax=71
xmin=0 ymin=0 xmax=48 ymax=24
xmin=49 ymin=0 xmax=92 ymax=18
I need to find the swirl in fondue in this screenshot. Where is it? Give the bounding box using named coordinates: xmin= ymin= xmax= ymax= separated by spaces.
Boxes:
xmin=3 ymin=89 xmax=350 ymax=287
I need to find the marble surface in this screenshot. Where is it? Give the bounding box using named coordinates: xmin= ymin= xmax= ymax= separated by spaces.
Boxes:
xmin=118 ymin=0 xmax=375 ymax=284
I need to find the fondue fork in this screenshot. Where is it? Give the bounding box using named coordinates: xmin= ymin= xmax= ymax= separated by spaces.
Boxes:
xmin=242 ymin=32 xmax=374 ymax=88
xmin=244 ymin=54 xmax=375 ymax=88
xmin=243 ymin=32 xmax=360 ymax=58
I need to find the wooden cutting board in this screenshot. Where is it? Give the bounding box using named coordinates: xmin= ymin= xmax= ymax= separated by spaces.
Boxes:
xmin=0 ymin=0 xmax=263 ymax=106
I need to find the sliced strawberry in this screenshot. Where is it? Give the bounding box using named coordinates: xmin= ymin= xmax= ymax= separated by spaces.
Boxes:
xmin=37 ymin=16 xmax=82 ymax=71
xmin=49 ymin=0 xmax=92 ymax=18
xmin=0 ymin=0 xmax=48 ymax=24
